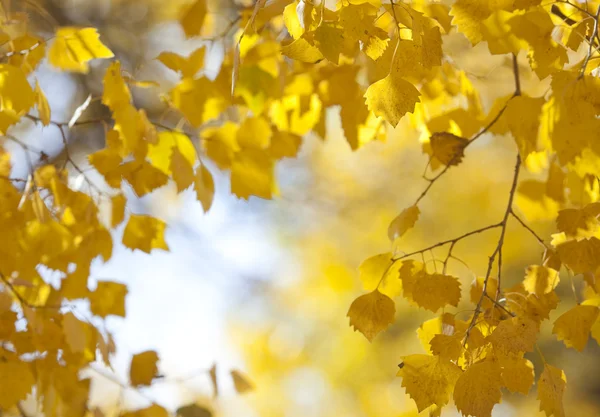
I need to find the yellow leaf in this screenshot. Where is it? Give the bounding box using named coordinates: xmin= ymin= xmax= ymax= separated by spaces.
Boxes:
xmin=8 ymin=34 xmax=45 ymax=74
xmin=537 ymin=364 xmax=566 ymax=417
xmin=194 ymin=164 xmax=215 ymax=213
xmin=387 ymin=205 xmax=420 ymax=241
xmin=171 ymin=77 xmax=214 ymax=127
xmin=313 ymin=23 xmax=346 ymax=65
xmin=417 ymin=314 xmax=456 ymax=354
xmin=121 ymin=161 xmax=169 ymax=197
xmin=505 ymin=283 xmax=559 ymax=324
xmin=505 ymin=96 xmax=545 ymax=160
xmin=34 ymin=81 xmax=51 ymax=126
xmin=364 ymin=64 xmax=420 ymax=127
xmin=429 ymin=132 xmax=469 ymax=166
xmin=429 ymin=332 xmax=463 ymax=361
xmin=0 ymin=64 xmax=35 ymax=134
xmin=347 ymin=289 xmax=395 ymax=341
xmin=237 ymin=117 xmax=272 ymax=149
xmin=202 ymin=122 xmax=240 ymax=169
xmin=130 ymin=350 xmax=159 ymax=387
xmin=111 ymin=194 xmax=126 ymax=228
xmin=148 ymin=131 xmax=197 ymax=175
xmin=103 ymin=61 xmax=132 ymax=112
xmin=555 ymin=237 xmax=600 ymax=275
xmin=62 ymin=312 xmax=87 ymax=354
xmin=122 ymin=214 xmax=169 ymax=254
xmin=122 ymin=404 xmax=169 ymax=417
xmin=523 ymin=265 xmax=559 ymax=296
xmin=411 ymin=273 xmax=461 ymax=313
xmin=180 ymin=0 xmax=207 ymax=38
xmin=281 ymin=37 xmax=324 ymax=63
xmin=397 ymin=354 xmax=461 ymax=411
xmin=481 ymin=10 xmax=527 ymax=55
xmin=283 ymin=2 xmax=304 ymax=40
xmin=49 ymin=27 xmax=114 ymax=73
xmin=358 ymin=253 xmax=402 ymax=297
xmin=500 ymin=356 xmax=534 ymax=395
xmin=177 ymin=404 xmax=212 ymax=417
xmin=552 ymin=304 xmax=599 ymax=351
xmin=556 ymin=202 xmax=600 ymax=237
xmin=469 ymin=277 xmax=498 ymax=310
xmin=170 ymin=146 xmax=195 ymax=192
xmin=231 ymin=369 xmax=254 ymax=394
xmin=450 ymin=0 xmax=494 ymax=45
xmin=157 ymin=47 xmax=205 ymax=79
xmin=88 ymin=147 xmax=123 ymax=188
xmin=453 ymin=360 xmax=502 ymax=417
xmin=490 ymin=316 xmax=538 ymax=355
xmin=339 ymin=4 xmax=389 ymax=61
xmin=90 ymin=281 xmax=128 ymax=318
xmin=0 ymin=361 xmax=35 ymax=408
xmin=231 ymin=149 xmax=274 ymax=200
xmin=508 ymin=10 xmax=568 ymax=79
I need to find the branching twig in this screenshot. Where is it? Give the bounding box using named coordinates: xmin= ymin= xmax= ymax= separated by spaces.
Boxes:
xmin=464 ymin=154 xmax=522 ymax=346
xmin=392 ymin=222 xmax=503 ymax=261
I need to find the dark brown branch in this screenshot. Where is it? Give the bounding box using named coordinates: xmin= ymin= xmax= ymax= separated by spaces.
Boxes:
xmin=510 ymin=210 xmax=549 ymax=249
xmin=464 ymin=154 xmax=522 ymax=345
xmin=392 ymin=222 xmax=503 ymax=261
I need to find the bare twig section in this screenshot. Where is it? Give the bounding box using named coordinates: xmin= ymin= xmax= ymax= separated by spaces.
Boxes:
xmin=464 ymin=154 xmax=522 ymax=346
xmin=510 ymin=210 xmax=549 ymax=249
xmin=512 ymin=54 xmax=521 ymax=96
xmin=483 ymin=293 xmax=516 ymax=317
xmin=392 ymin=222 xmax=503 ymax=261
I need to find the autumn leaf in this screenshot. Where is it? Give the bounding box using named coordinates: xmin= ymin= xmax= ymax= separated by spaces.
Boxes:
xmin=122 ymin=404 xmax=169 ymax=417
xmin=500 ymin=356 xmax=534 ymax=395
xmin=122 ymin=214 xmax=169 ymax=254
xmin=490 ymin=316 xmax=538 ymax=355
xmin=0 ymin=361 xmax=35 ymax=408
xmin=180 ymin=0 xmax=208 ymax=38
xmin=523 ymin=265 xmax=559 ymax=296
xmin=89 ymin=281 xmax=128 ymax=318
xmin=130 ymin=350 xmax=160 ymax=387
xmin=49 ymin=27 xmax=113 ymax=73
xmin=397 ymin=354 xmax=461 ymax=412
xmin=194 ymin=164 xmax=215 ymax=212
xmin=176 ymin=404 xmax=212 ymax=417
xmin=552 ymin=304 xmax=599 ymax=351
xmin=34 ymin=81 xmax=51 ymax=126
xmin=537 ymin=364 xmax=566 ymax=417
xmin=231 ymin=369 xmax=254 ymax=394
xmin=387 ymin=205 xmax=420 ymax=241
xmin=410 ymin=273 xmax=461 ymax=312
xmin=429 ymin=132 xmax=469 ymax=166
xmin=453 ymin=360 xmax=502 ymax=417
xmin=347 ymin=289 xmax=395 ymax=342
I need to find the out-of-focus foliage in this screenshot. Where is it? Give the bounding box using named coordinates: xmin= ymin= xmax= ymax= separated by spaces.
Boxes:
xmin=1 ymin=0 xmax=600 ymax=416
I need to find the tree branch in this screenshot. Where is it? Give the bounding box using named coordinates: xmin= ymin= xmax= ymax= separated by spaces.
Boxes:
xmin=464 ymin=154 xmax=521 ymax=345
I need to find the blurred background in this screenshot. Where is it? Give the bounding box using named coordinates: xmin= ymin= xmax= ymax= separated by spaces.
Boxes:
xmin=7 ymin=0 xmax=600 ymax=416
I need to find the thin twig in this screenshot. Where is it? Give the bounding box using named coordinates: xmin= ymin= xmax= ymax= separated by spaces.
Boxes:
xmin=510 ymin=210 xmax=549 ymax=249
xmin=464 ymin=154 xmax=522 ymax=345
xmin=393 ymin=222 xmax=503 ymax=261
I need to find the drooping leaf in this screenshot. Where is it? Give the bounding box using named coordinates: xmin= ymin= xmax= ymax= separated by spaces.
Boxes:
xmin=537 ymin=364 xmax=566 ymax=417
xmin=347 ymin=289 xmax=395 ymax=342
